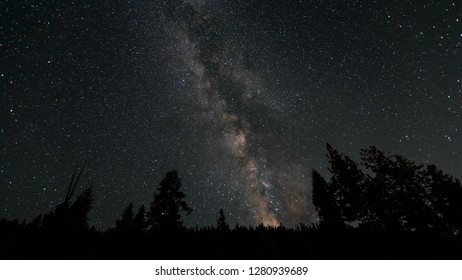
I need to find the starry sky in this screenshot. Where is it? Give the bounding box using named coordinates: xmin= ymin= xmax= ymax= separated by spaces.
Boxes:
xmin=2 ymin=0 xmax=461 ymax=229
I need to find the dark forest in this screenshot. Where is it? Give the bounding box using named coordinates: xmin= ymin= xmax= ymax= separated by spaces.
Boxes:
xmin=1 ymin=145 xmax=461 ymax=259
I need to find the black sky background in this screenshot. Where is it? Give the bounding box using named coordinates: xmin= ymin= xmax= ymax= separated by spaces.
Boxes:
xmin=1 ymin=0 xmax=461 ymax=229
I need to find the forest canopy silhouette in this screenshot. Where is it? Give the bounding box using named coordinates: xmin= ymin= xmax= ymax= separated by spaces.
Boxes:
xmin=1 ymin=145 xmax=462 ymax=259
xmin=312 ymin=144 xmax=462 ymax=234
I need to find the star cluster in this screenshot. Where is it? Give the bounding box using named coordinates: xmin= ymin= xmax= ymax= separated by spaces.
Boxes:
xmin=1 ymin=0 xmax=461 ymax=228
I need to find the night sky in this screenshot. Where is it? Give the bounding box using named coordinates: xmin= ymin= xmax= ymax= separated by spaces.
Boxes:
xmin=2 ymin=0 xmax=461 ymax=229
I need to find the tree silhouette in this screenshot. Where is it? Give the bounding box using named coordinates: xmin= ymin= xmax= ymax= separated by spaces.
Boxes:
xmin=313 ymin=144 xmax=462 ymax=233
xmin=424 ymin=164 xmax=462 ymax=234
xmin=312 ymin=144 xmax=366 ymax=228
xmin=149 ymin=170 xmax=192 ymax=231
xmin=133 ymin=205 xmax=147 ymax=232
xmin=67 ymin=186 xmax=93 ymax=233
xmin=115 ymin=203 xmax=134 ymax=231
xmin=312 ymin=170 xmax=342 ymax=227
xmin=360 ymin=146 xmax=433 ymax=230
xmin=38 ymin=164 xmax=94 ymax=235
xmin=216 ymin=208 xmax=230 ymax=231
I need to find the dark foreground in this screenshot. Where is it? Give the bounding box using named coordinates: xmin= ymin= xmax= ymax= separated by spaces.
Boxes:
xmin=1 ymin=221 xmax=461 ymax=259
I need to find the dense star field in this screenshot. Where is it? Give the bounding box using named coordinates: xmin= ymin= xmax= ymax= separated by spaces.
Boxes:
xmin=1 ymin=0 xmax=461 ymax=229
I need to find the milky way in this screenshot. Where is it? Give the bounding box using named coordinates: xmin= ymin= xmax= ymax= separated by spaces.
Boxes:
xmin=2 ymin=0 xmax=461 ymax=228
xmin=163 ymin=1 xmax=310 ymax=226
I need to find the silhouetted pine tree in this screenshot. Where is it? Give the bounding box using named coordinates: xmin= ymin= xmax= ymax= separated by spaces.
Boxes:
xmin=133 ymin=205 xmax=147 ymax=232
xmin=149 ymin=170 xmax=192 ymax=231
xmin=326 ymin=143 xmax=366 ymax=223
xmin=217 ymin=208 xmax=230 ymax=231
xmin=115 ymin=203 xmax=134 ymax=231
xmin=312 ymin=170 xmax=342 ymax=227
xmin=312 ymin=144 xmax=366 ymax=228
